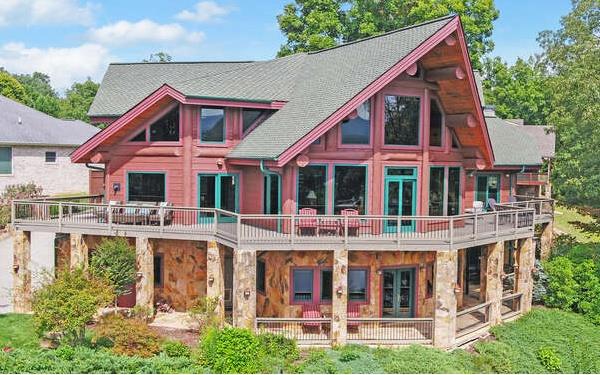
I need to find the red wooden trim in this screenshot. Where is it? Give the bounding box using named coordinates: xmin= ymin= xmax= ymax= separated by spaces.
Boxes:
xmin=123 ymin=102 xmax=181 ymax=146
xmin=276 ymin=17 xmax=461 ymax=167
xmin=185 ymin=97 xmax=285 ymax=109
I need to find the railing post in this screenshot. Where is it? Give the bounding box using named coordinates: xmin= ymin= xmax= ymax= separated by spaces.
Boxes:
xmin=473 ymin=212 xmax=478 ymax=239
xmin=514 ymin=210 xmax=519 ymax=231
xmin=290 ymin=215 xmax=295 ymax=246
xmin=159 ymin=206 xmax=165 ymax=234
xmin=495 ymin=211 xmax=499 ymax=237
xmin=58 ymin=202 xmax=63 ymax=232
xmin=397 ymin=216 xmax=401 ymax=248
xmin=344 ymin=215 xmax=349 ymax=245
xmin=236 ymin=214 xmax=242 ymax=246
xmin=449 ymin=217 xmax=454 ymax=247
xmin=11 ymin=201 xmax=16 ymax=224
xmin=108 ymin=202 xmax=113 ymax=233
xmin=213 ymin=210 xmax=218 ymax=235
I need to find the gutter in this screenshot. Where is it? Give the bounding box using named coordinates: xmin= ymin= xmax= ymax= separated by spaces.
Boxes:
xmin=85 ymin=163 xmax=105 ymax=172
xmin=259 ymin=160 xmax=280 ymax=177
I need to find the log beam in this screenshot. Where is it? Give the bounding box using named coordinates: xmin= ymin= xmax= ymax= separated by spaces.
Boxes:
xmin=444 ymin=35 xmax=457 ymax=46
xmin=446 ymin=113 xmax=477 ymax=129
xmin=425 ymin=66 xmax=465 ymax=81
xmin=406 ymin=62 xmax=418 ymax=76
xmin=463 ymin=158 xmax=487 ymax=170
xmin=461 ymin=146 xmax=483 ymax=159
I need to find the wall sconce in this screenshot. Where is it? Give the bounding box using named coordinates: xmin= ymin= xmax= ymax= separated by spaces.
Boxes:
xmin=208 ymin=275 xmax=215 ymax=285
xmin=243 ymin=288 xmax=251 ymax=298
xmin=216 ymin=158 xmax=224 ymax=169
xmin=419 ymin=263 xmax=426 ymax=271
xmin=336 ymin=286 xmax=343 ymax=296
xmin=467 ymin=171 xmax=475 ymax=178
xmin=12 ymin=264 xmax=19 ymax=273
xmin=376 ymin=269 xmax=383 ymax=275
xmin=136 ymin=271 xmax=143 ymax=279
xmin=453 ymin=283 xmax=462 ymax=294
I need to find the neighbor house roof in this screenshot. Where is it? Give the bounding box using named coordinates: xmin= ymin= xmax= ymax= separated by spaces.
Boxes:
xmin=485 ymin=115 xmax=545 ymax=166
xmin=0 ymin=95 xmax=99 ymax=146
xmin=518 ymin=125 xmax=555 ymax=159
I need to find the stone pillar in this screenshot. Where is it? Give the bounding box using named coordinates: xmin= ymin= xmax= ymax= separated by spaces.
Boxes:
xmin=206 ymin=240 xmax=225 ymax=324
xmin=331 ymin=247 xmax=348 ymax=346
xmin=433 ymin=250 xmax=457 ymax=348
xmin=69 ymin=233 xmax=88 ymax=270
xmin=233 ymin=248 xmax=256 ymax=330
xmin=135 ymin=237 xmax=154 ymax=310
xmin=485 ymin=241 xmax=504 ymax=325
xmin=12 ymin=230 xmax=32 ymax=313
xmin=516 ymin=238 xmax=535 ymax=313
xmin=539 ymin=222 xmax=554 ymax=261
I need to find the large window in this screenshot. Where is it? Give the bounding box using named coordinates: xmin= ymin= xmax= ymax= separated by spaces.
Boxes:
xmin=257 ymin=259 xmax=266 ymax=294
xmin=0 ymin=147 xmax=12 ymax=174
xmin=341 ymin=100 xmax=370 ymax=145
xmin=263 ymin=174 xmax=280 ymax=214
xmin=476 ymin=174 xmax=500 ymax=206
xmin=429 ymin=167 xmax=461 ymax=216
xmin=150 ymin=107 xmax=179 ymax=142
xmin=292 ymin=269 xmax=314 ymax=302
xmin=200 ymin=108 xmax=225 ymax=143
xmin=127 ymin=172 xmax=166 ymax=202
xmin=242 ymin=109 xmax=274 ymax=134
xmin=348 ymin=269 xmax=367 ymax=302
xmin=320 ymin=269 xmax=332 ymax=302
xmin=298 ymin=165 xmax=327 ymax=214
xmin=334 ymin=165 xmax=366 ymax=214
xmin=429 ymin=99 xmax=443 ymax=147
xmin=384 ymin=95 xmax=420 ymax=146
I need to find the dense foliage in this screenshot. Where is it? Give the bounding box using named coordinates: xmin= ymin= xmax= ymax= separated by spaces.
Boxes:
xmin=32 ymin=268 xmax=114 ymax=345
xmin=89 ymin=237 xmax=136 ymax=297
xmin=188 ymin=296 xmax=221 ymax=333
xmin=200 ymin=327 xmax=264 ymax=373
xmin=277 ymin=0 xmax=499 ymax=68
xmin=0 ymin=183 xmax=44 ymax=228
xmin=93 ymin=315 xmax=161 ymax=358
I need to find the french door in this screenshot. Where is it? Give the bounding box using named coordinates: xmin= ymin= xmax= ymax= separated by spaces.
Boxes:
xmin=475 ymin=174 xmax=500 ymax=207
xmin=382 ymin=268 xmax=416 ymax=318
xmin=198 ymin=173 xmax=239 ymax=222
xmin=384 ymin=167 xmax=417 ymax=232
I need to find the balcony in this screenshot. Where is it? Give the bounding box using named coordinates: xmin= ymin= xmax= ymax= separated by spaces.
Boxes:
xmin=516 ymin=173 xmax=549 ymax=186
xmin=10 ymin=196 xmax=551 ymax=251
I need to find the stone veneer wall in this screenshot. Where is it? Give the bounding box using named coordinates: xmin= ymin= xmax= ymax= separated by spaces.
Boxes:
xmin=256 ymin=250 xmax=435 ymax=318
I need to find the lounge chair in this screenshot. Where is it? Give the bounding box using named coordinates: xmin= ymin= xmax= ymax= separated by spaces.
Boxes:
xmin=148 ymin=202 xmax=174 ymax=226
xmin=341 ymin=209 xmax=360 ymax=236
xmin=298 ymin=208 xmax=318 ymax=235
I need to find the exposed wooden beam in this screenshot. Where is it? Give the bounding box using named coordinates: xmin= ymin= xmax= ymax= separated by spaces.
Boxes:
xmin=464 ymin=158 xmax=487 ymax=170
xmin=461 ymin=146 xmax=483 ymax=159
xmin=425 ymin=66 xmax=465 ymax=81
xmin=446 ymin=113 xmax=477 ymax=128
xmin=406 ymin=62 xmax=419 ymax=76
xmin=444 ymin=35 xmax=457 ymax=46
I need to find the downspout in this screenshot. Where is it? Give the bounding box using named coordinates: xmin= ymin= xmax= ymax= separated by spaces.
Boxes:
xmin=260 ymin=160 xmax=282 ymax=215
xmin=259 ymin=160 xmax=280 ymax=177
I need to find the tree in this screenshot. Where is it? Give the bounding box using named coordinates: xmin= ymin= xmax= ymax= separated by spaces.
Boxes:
xmin=482 ymin=56 xmax=551 ymax=125
xmin=89 ymin=237 xmax=136 ymax=298
xmin=0 ymin=71 xmax=29 ymax=104
xmin=277 ymin=0 xmax=499 ymax=68
xmin=538 ymin=0 xmax=600 ymax=206
xmin=59 ymin=78 xmax=100 ymax=122
xmin=14 ymin=72 xmax=61 ymax=117
xmin=143 ymin=52 xmax=173 ymax=63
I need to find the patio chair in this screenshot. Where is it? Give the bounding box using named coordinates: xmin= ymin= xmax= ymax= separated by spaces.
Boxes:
xmin=301 ymin=303 xmax=322 ymax=334
xmin=148 ymin=202 xmax=174 ymax=226
xmin=487 ymin=198 xmax=498 ymax=211
xmin=298 ymin=208 xmax=318 ymax=235
xmin=96 ymin=200 xmax=122 ymax=223
xmin=347 ymin=304 xmax=360 ymax=332
xmin=341 ymin=209 xmax=361 ymax=236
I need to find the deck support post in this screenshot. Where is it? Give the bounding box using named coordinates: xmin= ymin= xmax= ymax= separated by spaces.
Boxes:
xmin=69 ymin=233 xmax=88 ymax=270
xmin=433 ymin=250 xmax=457 ymax=348
xmin=233 ymin=248 xmax=256 ymax=330
xmin=12 ymin=229 xmax=32 ymax=313
xmin=516 ymin=238 xmax=535 ymax=313
xmin=135 ymin=237 xmax=154 ymax=311
xmin=332 ymin=247 xmax=348 ymax=346
xmin=539 ymin=222 xmax=553 ymax=261
xmin=206 ymin=240 xmax=225 ymax=325
xmin=485 ymin=241 xmax=504 ymax=325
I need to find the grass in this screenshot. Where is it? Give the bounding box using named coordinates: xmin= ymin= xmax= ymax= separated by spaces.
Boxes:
xmin=554 ymin=204 xmax=600 ymax=242
xmin=0 ymin=314 xmax=38 ymax=350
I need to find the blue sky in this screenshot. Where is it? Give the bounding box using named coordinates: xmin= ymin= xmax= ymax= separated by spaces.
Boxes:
xmin=0 ymin=0 xmax=571 ymax=91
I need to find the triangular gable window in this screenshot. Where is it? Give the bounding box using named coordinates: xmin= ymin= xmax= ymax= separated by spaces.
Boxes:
xmin=149 ymin=107 xmax=179 ymax=142
xmin=130 ymin=129 xmax=146 ymax=142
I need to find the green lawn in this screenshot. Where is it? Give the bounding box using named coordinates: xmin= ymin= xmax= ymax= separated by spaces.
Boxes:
xmin=554 ymin=204 xmax=600 ymax=242
xmin=2 ymin=308 xmax=600 ymax=373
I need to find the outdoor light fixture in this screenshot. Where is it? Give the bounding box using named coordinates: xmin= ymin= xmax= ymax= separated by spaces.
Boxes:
xmin=336 ymin=286 xmax=343 ymax=296
xmin=208 ymin=275 xmax=215 ymax=284
xmin=12 ymin=264 xmax=19 ymax=273
xmin=244 ymin=288 xmax=251 ymax=298
xmin=216 ymin=158 xmax=224 ymax=168
xmin=136 ymin=271 xmax=143 ymax=279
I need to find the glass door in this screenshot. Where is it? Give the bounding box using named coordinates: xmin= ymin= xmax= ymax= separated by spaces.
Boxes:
xmin=384 ymin=167 xmax=417 ymax=232
xmin=382 ymin=268 xmax=415 ymax=318
xmin=475 ymin=174 xmax=500 ymax=208
xmin=198 ymin=173 xmax=239 ymax=222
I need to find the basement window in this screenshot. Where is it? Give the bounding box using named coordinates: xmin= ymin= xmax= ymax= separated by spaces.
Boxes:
xmin=257 ymin=259 xmax=266 ymax=294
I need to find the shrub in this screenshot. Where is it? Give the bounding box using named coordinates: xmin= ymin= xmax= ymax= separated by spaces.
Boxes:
xmin=538 ymin=346 xmax=562 ymax=372
xmin=161 ymin=340 xmax=191 ymax=358
xmin=257 ymin=332 xmax=299 ymax=362
xmin=189 ymin=296 xmax=220 ymax=333
xmin=0 ymin=182 xmax=43 ymax=203
xmin=532 ymin=259 xmax=549 ymax=304
xmin=338 ymin=345 xmax=361 ymax=362
xmin=32 ymin=268 xmax=114 ymax=345
xmin=89 ymin=237 xmax=136 ymax=298
xmin=544 ymin=257 xmax=578 ymax=309
xmin=473 ymin=341 xmax=515 ymax=373
xmin=93 ymin=315 xmax=161 ymax=358
xmin=200 ymin=327 xmax=264 ymax=373
xmin=0 ymin=205 xmax=9 ymax=228
xmin=573 ymin=260 xmax=600 ymax=324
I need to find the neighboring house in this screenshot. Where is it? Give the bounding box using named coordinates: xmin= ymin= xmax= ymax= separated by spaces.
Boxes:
xmin=11 ymin=16 xmax=555 ymax=348
xmin=0 ymin=95 xmax=100 ymax=195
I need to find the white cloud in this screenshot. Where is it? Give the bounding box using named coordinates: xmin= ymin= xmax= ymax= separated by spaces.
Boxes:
xmin=0 ymin=42 xmax=110 ymax=90
xmin=88 ymin=19 xmax=205 ymax=46
xmin=176 ymin=1 xmax=234 ymax=22
xmin=0 ymin=0 xmax=96 ymax=26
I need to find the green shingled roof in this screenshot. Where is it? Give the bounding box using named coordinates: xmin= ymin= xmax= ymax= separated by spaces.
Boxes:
xmin=486 ymin=115 xmax=543 ymax=166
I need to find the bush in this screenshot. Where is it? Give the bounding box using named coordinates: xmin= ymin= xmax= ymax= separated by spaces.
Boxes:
xmin=200 ymin=327 xmax=264 ymax=373
xmin=473 ymin=341 xmax=515 ymax=373
xmin=0 ymin=182 xmax=43 ymax=203
xmin=189 ymin=296 xmax=220 ymax=333
xmin=257 ymin=332 xmax=299 ymax=362
xmin=532 ymin=260 xmax=549 ymax=304
xmin=32 ymin=268 xmax=114 ymax=345
xmin=161 ymin=340 xmax=191 ymax=358
xmin=89 ymin=237 xmax=136 ymax=298
xmin=93 ymin=315 xmax=161 ymax=358
xmin=538 ymin=346 xmax=562 ymax=372
xmin=573 ymin=260 xmax=600 ymax=324
xmin=544 ymin=257 xmax=578 ymax=309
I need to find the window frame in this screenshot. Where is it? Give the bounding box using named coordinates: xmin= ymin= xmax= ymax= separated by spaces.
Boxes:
xmin=200 ymin=106 xmax=227 ymax=144
xmin=348 ymin=267 xmax=369 ymax=304
xmin=332 ymin=164 xmax=368 ymax=215
xmin=126 ymin=103 xmax=182 ymax=145
xmin=381 ymin=89 xmax=423 ymax=149
xmin=44 ymin=151 xmax=57 ymax=164
xmin=337 ymin=99 xmax=373 ymax=148
xmin=320 ymin=268 xmax=333 ymax=303
xmin=428 ymin=97 xmax=445 ymax=149
xmin=290 ymin=267 xmax=316 ymax=304
xmin=289 ymin=266 xmax=369 ymax=305
xmin=242 ymin=109 xmax=274 ymax=137
xmin=126 ymin=171 xmax=167 ymax=203
xmin=263 ymin=174 xmax=281 ymax=215
xmin=257 ymin=259 xmax=266 ymax=294
xmin=428 ymin=165 xmax=462 ymax=216
xmin=0 ymin=146 xmax=12 ymax=175
xmin=475 ymin=173 xmax=502 ymax=206
xmin=296 ymin=164 xmax=328 ymax=214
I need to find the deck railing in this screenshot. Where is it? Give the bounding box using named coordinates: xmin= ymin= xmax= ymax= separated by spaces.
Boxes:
xmin=255 ymin=318 xmax=332 ymax=345
xmin=456 ymin=301 xmax=491 ymax=338
xmin=516 ymin=173 xmax=549 ymax=185
xmin=501 ymin=293 xmax=523 ymax=320
xmin=346 ymin=318 xmax=433 ymax=345
xmin=12 ymin=199 xmax=539 ymax=249
xmin=501 ymin=196 xmax=554 ymax=218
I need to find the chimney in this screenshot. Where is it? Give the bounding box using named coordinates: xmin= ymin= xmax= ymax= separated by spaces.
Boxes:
xmin=483 ymin=105 xmax=496 ymax=117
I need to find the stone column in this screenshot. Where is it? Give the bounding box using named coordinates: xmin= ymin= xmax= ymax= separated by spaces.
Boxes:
xmin=539 ymin=222 xmax=554 ymax=261
xmin=69 ymin=233 xmax=88 ymax=270
xmin=233 ymin=248 xmax=256 ymax=330
xmin=206 ymin=240 xmax=225 ymax=324
xmin=485 ymin=241 xmax=504 ymax=325
xmin=516 ymin=238 xmax=535 ymax=313
xmin=331 ymin=247 xmax=348 ymax=346
xmin=12 ymin=230 xmax=32 ymax=313
xmin=433 ymin=250 xmax=457 ymax=349
xmin=135 ymin=237 xmax=154 ymax=310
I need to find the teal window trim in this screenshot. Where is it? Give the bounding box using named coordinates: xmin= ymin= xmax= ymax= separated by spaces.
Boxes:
xmin=0 ymin=146 xmax=12 ymax=174
xmin=263 ymin=174 xmax=281 ymax=215
xmin=125 ymin=171 xmax=167 ymax=202
xmin=429 ymin=166 xmax=462 ymax=216
xmin=199 ymin=107 xmax=227 ymax=144
xmin=197 ymin=173 xmax=240 ymax=212
xmin=383 ymin=167 xmax=418 ymax=230
xmin=332 ymin=164 xmax=368 ymax=214
xmin=475 ymin=173 xmax=501 ymax=206
xmin=296 ymin=164 xmax=328 ymax=214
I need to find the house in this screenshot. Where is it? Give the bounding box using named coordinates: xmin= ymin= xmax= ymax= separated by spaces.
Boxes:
xmin=0 ymin=95 xmax=101 ymax=195
xmin=10 ymin=15 xmax=554 ymax=348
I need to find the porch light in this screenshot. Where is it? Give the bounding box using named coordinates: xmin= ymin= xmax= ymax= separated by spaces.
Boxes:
xmin=208 ymin=275 xmax=215 ymax=284
xmin=136 ymin=271 xmax=143 ymax=279
xmin=12 ymin=264 xmax=19 ymax=273
xmin=244 ymin=288 xmax=251 ymax=298
xmin=216 ymin=158 xmax=224 ymax=168
xmin=336 ymin=286 xmax=343 ymax=296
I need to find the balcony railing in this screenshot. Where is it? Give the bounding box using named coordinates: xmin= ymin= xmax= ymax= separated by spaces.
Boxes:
xmin=501 ymin=293 xmax=523 ymax=320
xmin=255 ymin=318 xmax=332 ymax=345
xmin=456 ymin=302 xmax=491 ymax=339
xmin=516 ymin=173 xmax=549 ymax=185
xmin=497 ymin=196 xmax=554 ymax=222
xmin=12 ymin=198 xmax=540 ymax=250
xmin=346 ymin=318 xmax=433 ymax=345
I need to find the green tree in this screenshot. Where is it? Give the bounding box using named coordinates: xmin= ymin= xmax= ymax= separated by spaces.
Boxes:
xmin=89 ymin=237 xmax=136 ymax=298
xmin=482 ymin=56 xmax=551 ymax=124
xmin=142 ymin=52 xmax=173 ymax=62
xmin=14 ymin=72 xmax=61 ymax=117
xmin=277 ymin=0 xmax=499 ymax=68
xmin=59 ymin=78 xmax=100 ymax=122
xmin=0 ymin=71 xmax=29 ymax=104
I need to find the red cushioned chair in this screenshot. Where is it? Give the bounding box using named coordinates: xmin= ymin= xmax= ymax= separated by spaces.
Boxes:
xmin=341 ymin=208 xmax=361 ymax=236
xmin=302 ymin=303 xmax=322 ymax=333
xmin=298 ymin=208 xmax=318 ymax=235
xmin=347 ymin=304 xmax=360 ymax=332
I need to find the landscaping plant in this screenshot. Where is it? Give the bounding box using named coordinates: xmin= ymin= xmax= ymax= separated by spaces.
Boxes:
xmin=199 ymin=327 xmax=264 ymax=373
xmin=93 ymin=314 xmax=161 ymax=358
xmin=189 ymin=296 xmax=220 ymax=333
xmin=89 ymin=237 xmax=136 ymax=300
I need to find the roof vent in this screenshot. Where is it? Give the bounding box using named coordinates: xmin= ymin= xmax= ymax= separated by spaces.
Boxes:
xmin=483 ymin=105 xmax=496 ymax=117
xmin=17 ymin=116 xmax=22 ymax=125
